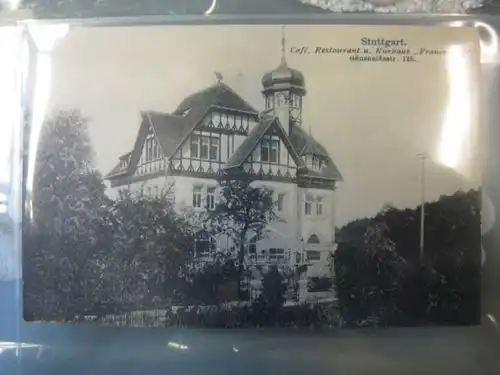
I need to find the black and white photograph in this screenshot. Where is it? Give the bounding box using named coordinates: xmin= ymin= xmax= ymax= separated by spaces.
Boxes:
xmin=22 ymin=25 xmax=482 ymax=328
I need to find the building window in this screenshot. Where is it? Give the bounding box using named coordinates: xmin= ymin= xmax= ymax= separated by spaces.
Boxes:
xmin=147 ymin=187 xmax=152 ymax=197
xmin=193 ymin=186 xmax=202 ymax=208
xmin=154 ymin=186 xmax=159 ymax=197
xmin=266 ymin=96 xmax=274 ymax=109
xmin=269 ymin=248 xmax=284 ymax=255
xmin=144 ymin=134 xmax=160 ymax=163
xmin=305 ymin=193 xmax=314 ymax=215
xmin=316 ymin=197 xmax=324 ymax=216
xmin=314 ymin=156 xmax=325 ymax=171
xmin=275 ymin=92 xmax=284 ymax=106
xmin=191 ymin=134 xmax=220 ymax=161
xmin=269 ymin=248 xmax=285 ymax=262
xmin=261 ymin=136 xmax=279 ymax=163
xmin=191 ymin=135 xmax=200 ymax=158
xmin=142 ymin=135 xmax=161 ymax=164
xmin=201 ymin=137 xmax=209 ymax=159
xmin=307 ymin=234 xmax=320 ymax=244
xmin=207 ymin=186 xmax=216 ymax=210
xmin=195 ymin=231 xmax=215 ymax=256
xmin=249 ymin=237 xmax=257 ymax=254
xmin=210 ymin=138 xmax=219 ymax=160
xmin=305 ymin=155 xmax=325 ymax=172
xmin=307 ymin=250 xmax=321 ymax=261
xmin=277 ymin=193 xmax=285 ymax=211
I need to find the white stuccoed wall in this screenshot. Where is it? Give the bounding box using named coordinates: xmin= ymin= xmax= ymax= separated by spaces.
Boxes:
xmin=107 ymin=172 xmax=337 ymax=281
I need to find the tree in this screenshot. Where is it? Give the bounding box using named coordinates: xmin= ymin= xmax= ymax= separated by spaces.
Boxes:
xmin=307 ymin=276 xmax=333 ymax=292
xmin=379 ymin=202 xmax=396 ymax=214
xmin=107 ymin=188 xmax=194 ymax=311
xmin=186 ymin=254 xmax=239 ymax=305
xmin=23 ymin=109 xmax=109 ymax=321
xmin=335 ymin=189 xmax=481 ymax=327
xmin=259 ymin=266 xmax=287 ymax=309
xmin=250 ymin=266 xmax=287 ymax=326
xmin=208 ymin=173 xmax=277 ymax=296
xmin=335 ymin=221 xmax=407 ymax=327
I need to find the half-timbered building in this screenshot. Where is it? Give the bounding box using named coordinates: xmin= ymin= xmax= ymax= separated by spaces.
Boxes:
xmin=105 ymin=48 xmax=342 ymax=300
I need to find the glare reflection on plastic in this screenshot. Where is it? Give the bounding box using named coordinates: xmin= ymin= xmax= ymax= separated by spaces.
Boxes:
xmin=475 ymin=21 xmax=499 ymax=61
xmin=0 ymin=341 xmax=42 ymax=358
xmin=1 ymin=0 xmax=21 ymax=11
xmin=167 ymin=341 xmax=189 ymax=350
xmin=25 ymin=25 xmax=69 ymax=214
xmin=0 ymin=27 xmax=22 ymax=189
xmin=438 ymin=45 xmax=471 ymax=175
xmin=204 ymin=0 xmax=217 ymax=15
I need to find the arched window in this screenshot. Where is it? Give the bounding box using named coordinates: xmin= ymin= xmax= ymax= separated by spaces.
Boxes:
xmin=194 ymin=230 xmax=215 ymax=256
xmin=307 ymin=234 xmax=320 ymax=244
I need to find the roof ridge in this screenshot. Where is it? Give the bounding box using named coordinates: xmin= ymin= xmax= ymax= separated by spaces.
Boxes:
xmin=142 ymin=110 xmax=185 ymax=119
xmin=218 ymin=82 xmax=257 ymax=113
xmin=184 ymin=81 xmax=222 ymax=100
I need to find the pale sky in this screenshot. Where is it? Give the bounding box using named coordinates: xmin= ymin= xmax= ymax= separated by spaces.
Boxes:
xmin=46 ymin=25 xmax=481 ymax=226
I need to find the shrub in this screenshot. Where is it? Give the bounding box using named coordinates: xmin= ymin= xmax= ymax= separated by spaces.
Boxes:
xmin=307 ymin=277 xmax=333 ymax=292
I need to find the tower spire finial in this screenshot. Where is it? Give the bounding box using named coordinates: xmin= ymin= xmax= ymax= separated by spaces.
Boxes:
xmin=281 ymin=25 xmax=287 ymax=65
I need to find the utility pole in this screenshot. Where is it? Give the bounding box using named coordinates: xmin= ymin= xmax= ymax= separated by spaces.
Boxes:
xmin=417 ymin=152 xmax=428 ymax=266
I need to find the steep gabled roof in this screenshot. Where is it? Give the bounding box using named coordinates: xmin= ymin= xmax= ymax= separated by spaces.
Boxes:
xmin=169 ymin=82 xmax=259 ymax=158
xmin=106 ymin=82 xmax=258 ymax=180
xmin=174 ymin=82 xmax=257 ymax=116
xmin=105 ymin=80 xmax=342 ymax=184
xmin=225 ymin=116 xmax=306 ymax=170
xmin=299 ymin=128 xmax=329 ymax=158
xmin=145 ymin=111 xmax=185 ymax=157
xmin=290 ymin=126 xmax=343 ymax=181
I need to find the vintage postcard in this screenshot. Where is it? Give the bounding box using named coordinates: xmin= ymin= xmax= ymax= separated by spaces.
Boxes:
xmin=22 ymin=24 xmax=481 ymax=328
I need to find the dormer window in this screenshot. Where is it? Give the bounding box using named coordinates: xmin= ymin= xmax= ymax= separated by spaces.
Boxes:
xmin=181 ymin=108 xmax=191 ymax=116
xmin=312 ymin=157 xmax=321 ymax=171
xmin=305 ymin=154 xmax=325 ymax=172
